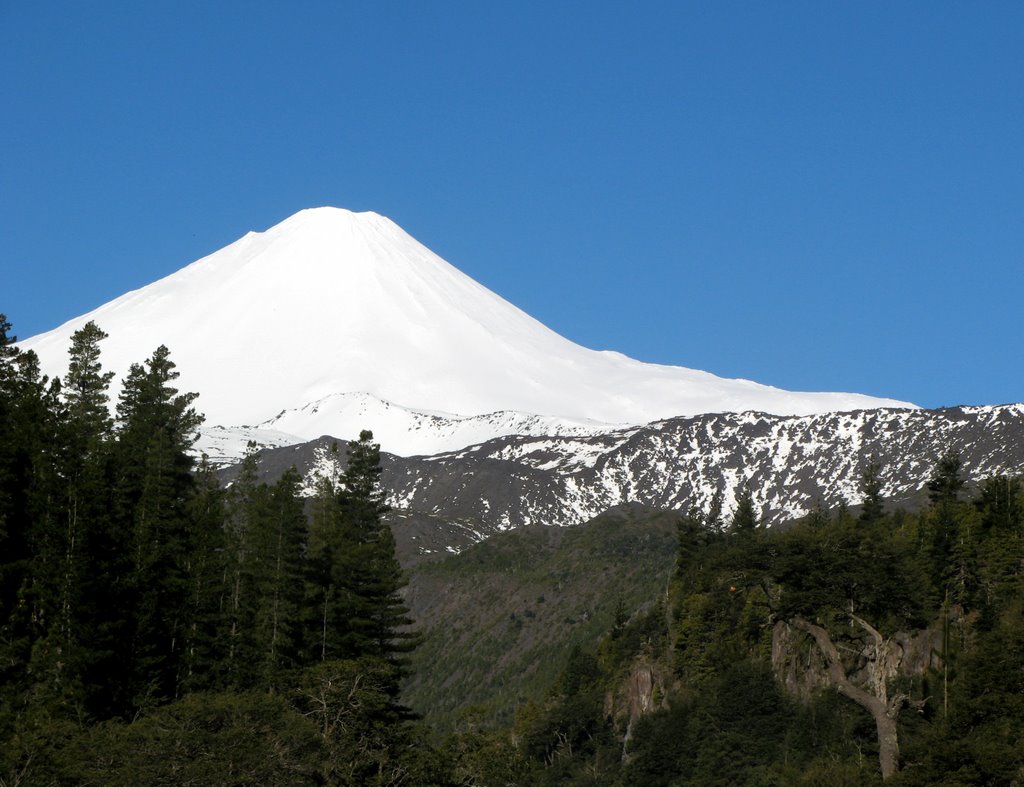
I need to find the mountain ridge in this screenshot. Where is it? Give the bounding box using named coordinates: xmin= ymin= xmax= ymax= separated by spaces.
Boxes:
xmin=222 ymin=403 xmax=1024 ymax=559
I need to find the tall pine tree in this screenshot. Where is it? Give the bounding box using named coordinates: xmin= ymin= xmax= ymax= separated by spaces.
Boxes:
xmin=219 ymin=443 xmax=265 ymax=690
xmin=253 ymin=468 xmax=307 ymax=687
xmin=26 ymin=321 xmax=116 ymax=717
xmin=306 ymin=431 xmax=414 ymax=680
xmin=858 ymin=459 xmax=885 ymax=525
xmin=0 ymin=317 xmax=57 ymax=727
xmin=180 ymin=454 xmax=227 ymax=694
xmin=114 ymin=345 xmax=203 ymax=707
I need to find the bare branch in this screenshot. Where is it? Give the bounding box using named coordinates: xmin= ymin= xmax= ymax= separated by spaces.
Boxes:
xmin=849 ymin=612 xmax=884 ymax=648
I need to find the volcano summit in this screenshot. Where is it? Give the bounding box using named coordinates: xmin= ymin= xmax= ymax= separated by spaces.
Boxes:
xmin=20 ymin=208 xmax=912 ymax=456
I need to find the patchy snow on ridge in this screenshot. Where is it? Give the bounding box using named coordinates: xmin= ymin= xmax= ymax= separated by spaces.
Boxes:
xmin=370 ymin=404 xmax=1024 ymax=532
xmin=20 ymin=207 xmax=914 ymax=457
xmin=256 ymin=391 xmax=626 ymax=458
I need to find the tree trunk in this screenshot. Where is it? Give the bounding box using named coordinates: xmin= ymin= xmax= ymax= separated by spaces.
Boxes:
xmin=874 ymin=709 xmax=900 ymax=781
xmin=789 ymin=616 xmax=903 ymax=780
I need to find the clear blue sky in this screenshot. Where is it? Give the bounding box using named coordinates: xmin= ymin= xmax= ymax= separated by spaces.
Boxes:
xmin=2 ymin=2 xmax=1021 ymax=408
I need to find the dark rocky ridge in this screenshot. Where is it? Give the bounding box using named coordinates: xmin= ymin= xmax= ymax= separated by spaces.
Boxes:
xmin=219 ymin=404 xmax=1024 ymax=560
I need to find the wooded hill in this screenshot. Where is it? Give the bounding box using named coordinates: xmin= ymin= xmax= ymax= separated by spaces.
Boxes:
xmin=455 ymin=459 xmax=1024 ymax=785
xmin=403 ymin=504 xmax=679 ymax=729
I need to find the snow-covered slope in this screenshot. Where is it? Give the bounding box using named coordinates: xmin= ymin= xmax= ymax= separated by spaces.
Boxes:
xmin=21 ymin=207 xmax=913 ymax=456
xmin=256 ymin=392 xmax=630 ymax=456
xmin=192 ymin=393 xmax=625 ymax=465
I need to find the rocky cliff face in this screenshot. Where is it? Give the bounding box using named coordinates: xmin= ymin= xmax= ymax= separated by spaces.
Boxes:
xmin=610 ymin=657 xmax=668 ymax=762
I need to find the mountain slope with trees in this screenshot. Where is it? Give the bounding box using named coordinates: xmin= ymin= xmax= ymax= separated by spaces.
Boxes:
xmin=403 ymin=504 xmax=680 ymax=729
xmin=455 ymin=457 xmax=1024 ymax=785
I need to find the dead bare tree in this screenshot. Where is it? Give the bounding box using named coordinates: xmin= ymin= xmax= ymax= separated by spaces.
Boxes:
xmin=789 ymin=614 xmax=925 ymax=780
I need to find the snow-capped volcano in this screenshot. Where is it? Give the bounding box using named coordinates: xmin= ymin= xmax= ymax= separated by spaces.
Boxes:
xmin=20 ymin=208 xmax=913 ymax=456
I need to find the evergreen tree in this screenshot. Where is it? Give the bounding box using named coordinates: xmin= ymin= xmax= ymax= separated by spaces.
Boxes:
xmin=924 ymin=449 xmax=970 ymax=605
xmin=180 ymin=455 xmax=227 ymax=693
xmin=305 ymin=448 xmax=341 ymax=665
xmin=975 ymin=474 xmax=1022 ymax=534
xmin=705 ymin=486 xmax=724 ymax=534
xmin=858 ymin=459 xmax=885 ymax=525
xmin=972 ymin=475 xmax=1024 ymax=616
xmin=338 ymin=431 xmax=413 ymax=670
xmin=0 ymin=318 xmax=57 ymax=730
xmin=0 ymin=315 xmax=29 ymax=621
xmin=928 ymin=449 xmax=965 ymax=505
xmin=25 ymin=321 xmax=117 ymax=717
xmin=202 ymin=450 xmax=308 ymax=691
xmin=306 ymin=432 xmax=414 ymax=683
xmin=114 ymin=345 xmax=203 ymax=706
xmin=730 ymin=487 xmax=758 ymax=534
xmin=252 ymin=467 xmax=307 ymax=686
xmin=220 ymin=443 xmax=262 ymax=689
xmin=63 ymin=322 xmax=114 ymax=452
xmin=676 ymin=509 xmax=713 ymax=589
xmin=803 ymin=499 xmax=830 ymax=529
xmin=0 ymin=313 xmax=16 ymax=361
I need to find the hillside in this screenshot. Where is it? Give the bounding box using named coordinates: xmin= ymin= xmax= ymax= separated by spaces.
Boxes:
xmin=402 ymin=504 xmax=679 ymax=728
xmin=448 ymin=460 xmax=1024 ymax=785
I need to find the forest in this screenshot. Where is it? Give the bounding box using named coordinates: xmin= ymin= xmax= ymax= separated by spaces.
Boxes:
xmin=462 ymin=463 xmax=1024 ymax=785
xmin=1 ymin=313 xmax=1022 ymax=785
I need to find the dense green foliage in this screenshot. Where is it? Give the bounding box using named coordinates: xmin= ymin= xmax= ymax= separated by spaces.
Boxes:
xmin=0 ymin=316 xmax=440 ymax=785
xmin=452 ymin=465 xmax=1024 ymax=785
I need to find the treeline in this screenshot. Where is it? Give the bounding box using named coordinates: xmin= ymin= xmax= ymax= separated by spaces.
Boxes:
xmin=451 ymin=458 xmax=1024 ymax=785
xmin=0 ymin=316 xmax=444 ymax=784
